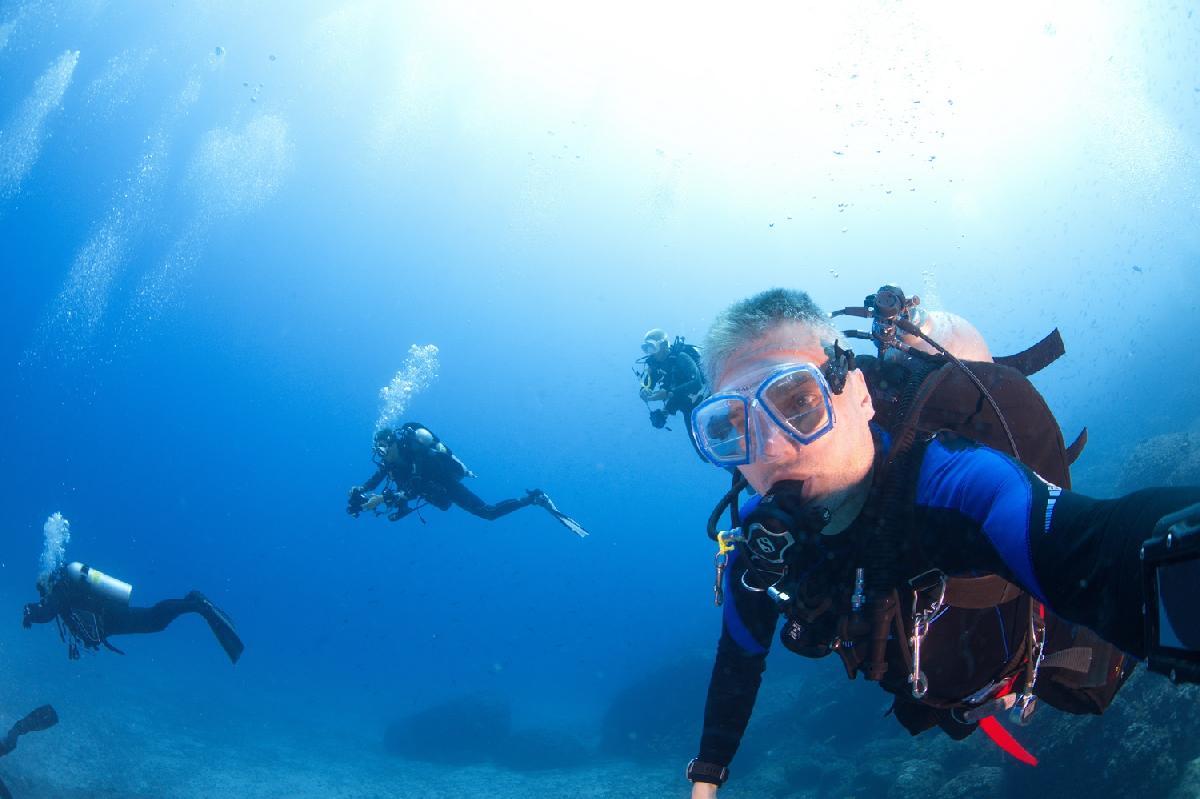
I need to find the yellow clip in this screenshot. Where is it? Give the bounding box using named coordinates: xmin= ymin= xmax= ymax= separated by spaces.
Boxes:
xmin=716 ymin=530 xmax=739 ymax=556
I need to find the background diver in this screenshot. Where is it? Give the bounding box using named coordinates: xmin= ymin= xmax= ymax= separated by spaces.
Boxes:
xmin=23 ymin=562 xmax=244 ymax=664
xmin=637 ymin=328 xmax=707 ymax=459
xmin=347 ymin=422 xmax=588 ymax=537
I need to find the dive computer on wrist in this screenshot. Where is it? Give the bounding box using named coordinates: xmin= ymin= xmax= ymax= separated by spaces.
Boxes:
xmin=686 ymin=758 xmax=729 ymax=786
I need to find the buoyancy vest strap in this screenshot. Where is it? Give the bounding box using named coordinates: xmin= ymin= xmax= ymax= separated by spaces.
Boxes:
xmin=993 ymin=329 xmax=1065 ymax=377
xmin=1065 ymin=427 xmax=1088 ymax=465
xmin=1040 ymin=646 xmax=1094 ymax=674
xmin=884 ymin=364 xmax=950 ymax=472
xmin=834 ymin=615 xmax=861 ymax=679
xmin=865 ymin=591 xmax=899 ymax=681
xmin=942 ymin=575 xmax=1024 ymax=609
xmin=959 ymin=693 xmax=1018 ymax=724
xmin=978 ymin=716 xmax=1038 ymax=766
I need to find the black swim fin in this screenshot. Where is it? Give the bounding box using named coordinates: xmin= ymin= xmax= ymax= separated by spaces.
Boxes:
xmin=529 ymin=491 xmax=590 ymax=538
xmin=190 ymin=592 xmax=245 ymax=664
xmin=12 ymin=705 xmax=57 ymax=736
xmin=0 ymin=704 xmax=58 ymax=758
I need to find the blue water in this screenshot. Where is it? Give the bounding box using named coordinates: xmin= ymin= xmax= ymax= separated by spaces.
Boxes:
xmin=1 ymin=1 xmax=1199 ymax=796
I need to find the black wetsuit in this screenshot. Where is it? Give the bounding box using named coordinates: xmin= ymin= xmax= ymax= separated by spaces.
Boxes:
xmin=699 ymin=433 xmax=1200 ymax=768
xmin=363 ymin=441 xmax=532 ymax=521
xmin=646 ymin=349 xmax=705 ymax=417
xmin=23 ymin=576 xmax=210 ymax=658
xmin=644 ymin=347 xmax=706 ymax=458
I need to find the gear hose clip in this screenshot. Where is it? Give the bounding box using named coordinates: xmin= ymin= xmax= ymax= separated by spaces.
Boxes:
xmin=908 ymin=569 xmax=947 ymax=700
xmin=713 ymin=529 xmax=745 ymax=606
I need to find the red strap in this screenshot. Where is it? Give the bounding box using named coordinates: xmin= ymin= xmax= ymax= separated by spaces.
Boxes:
xmin=973 ymin=603 xmax=1043 ymax=766
xmin=978 ymin=716 xmax=1038 ymax=766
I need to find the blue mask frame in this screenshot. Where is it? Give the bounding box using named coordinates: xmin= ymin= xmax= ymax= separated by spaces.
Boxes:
xmin=690 ymin=362 xmax=836 ymax=467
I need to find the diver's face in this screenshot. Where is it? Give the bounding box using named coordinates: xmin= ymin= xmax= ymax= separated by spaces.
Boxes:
xmin=714 ymin=322 xmax=876 ymax=513
xmin=646 ymin=340 xmax=668 ymax=362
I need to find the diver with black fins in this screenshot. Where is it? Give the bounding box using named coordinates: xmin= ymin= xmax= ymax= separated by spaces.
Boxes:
xmin=347 ymin=422 xmax=589 ymax=537
xmin=23 ymin=562 xmax=244 ymax=664
xmin=0 ymin=704 xmax=58 ymax=799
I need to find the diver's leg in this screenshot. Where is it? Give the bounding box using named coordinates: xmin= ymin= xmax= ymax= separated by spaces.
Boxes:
xmin=102 ymin=594 xmax=242 ymax=663
xmin=102 ymin=597 xmax=198 ymax=636
xmin=446 ymin=482 xmax=530 ymax=521
xmin=684 ymin=416 xmax=708 ymax=462
xmin=671 ymin=399 xmax=708 ymax=463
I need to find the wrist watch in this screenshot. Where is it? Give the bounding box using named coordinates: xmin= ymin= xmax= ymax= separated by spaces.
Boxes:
xmin=686 ymin=758 xmax=729 ymax=786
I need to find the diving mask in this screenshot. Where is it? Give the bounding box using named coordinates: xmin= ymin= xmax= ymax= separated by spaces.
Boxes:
xmin=691 ymin=361 xmax=838 ymax=467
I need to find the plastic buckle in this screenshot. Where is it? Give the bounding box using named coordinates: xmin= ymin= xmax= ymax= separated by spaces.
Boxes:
xmin=1011 ymin=693 xmax=1038 ymax=726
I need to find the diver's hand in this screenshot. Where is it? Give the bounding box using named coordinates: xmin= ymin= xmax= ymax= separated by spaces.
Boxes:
xmin=363 ymin=494 xmax=383 ymax=511
xmin=691 ymin=782 xmax=718 ymax=798
xmin=346 ymin=486 xmax=366 ymax=516
xmin=641 ymin=387 xmax=668 ymax=402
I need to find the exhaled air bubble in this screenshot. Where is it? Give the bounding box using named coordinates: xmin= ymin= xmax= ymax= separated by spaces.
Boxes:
xmin=0 ymin=50 xmax=80 ymax=203
xmin=38 ymin=512 xmax=71 ymax=587
xmin=377 ymin=344 xmax=441 ymax=430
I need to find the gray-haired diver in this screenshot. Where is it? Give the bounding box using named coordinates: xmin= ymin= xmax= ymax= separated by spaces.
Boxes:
xmin=23 ymin=563 xmax=243 ymax=664
xmin=0 ymin=705 xmax=58 ymax=799
xmin=347 ymin=422 xmax=588 ymax=537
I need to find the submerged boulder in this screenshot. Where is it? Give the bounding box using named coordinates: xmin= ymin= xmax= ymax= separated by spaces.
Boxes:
xmin=383 ymin=694 xmax=511 ymax=764
xmin=1118 ymin=429 xmax=1200 ymax=494
xmin=599 ymin=658 xmax=710 ymax=763
xmin=495 ymin=728 xmax=593 ymax=771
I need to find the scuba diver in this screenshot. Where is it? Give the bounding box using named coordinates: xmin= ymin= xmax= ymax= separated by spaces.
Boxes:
xmin=347 ymin=422 xmax=588 ymax=537
xmin=683 ymin=286 xmax=1200 ymax=796
xmin=23 ymin=562 xmax=244 ymax=664
xmin=636 ymin=328 xmax=707 ymax=459
xmin=0 ymin=705 xmax=58 ymax=799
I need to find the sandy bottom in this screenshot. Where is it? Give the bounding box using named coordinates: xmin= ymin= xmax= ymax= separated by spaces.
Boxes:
xmin=0 ymin=645 xmax=691 ymax=799
xmin=0 ymin=708 xmax=685 ymax=799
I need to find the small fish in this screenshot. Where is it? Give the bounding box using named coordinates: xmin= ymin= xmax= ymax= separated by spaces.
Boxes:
xmin=1132 ymin=265 xmax=1143 ymax=273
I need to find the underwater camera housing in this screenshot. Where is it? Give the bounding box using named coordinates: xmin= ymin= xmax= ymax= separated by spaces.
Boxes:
xmin=1141 ymin=502 xmax=1200 ymax=683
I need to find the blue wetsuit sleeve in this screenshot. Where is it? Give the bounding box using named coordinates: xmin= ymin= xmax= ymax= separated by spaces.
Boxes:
xmin=697 ymin=549 xmax=778 ymax=767
xmin=917 ymin=436 xmax=1049 ymax=600
xmin=917 ymin=435 xmax=1200 ymax=657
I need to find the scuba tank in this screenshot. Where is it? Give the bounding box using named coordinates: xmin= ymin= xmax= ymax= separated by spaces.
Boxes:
xmin=64 ymin=562 xmax=132 ymax=606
